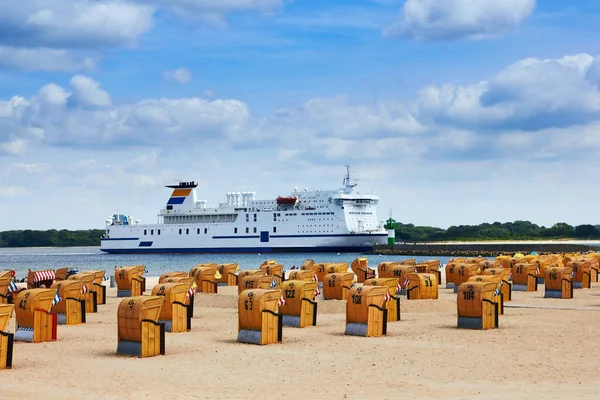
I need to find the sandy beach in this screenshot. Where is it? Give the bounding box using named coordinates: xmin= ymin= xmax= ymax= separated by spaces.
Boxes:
xmin=3 ymin=273 xmax=600 ymax=400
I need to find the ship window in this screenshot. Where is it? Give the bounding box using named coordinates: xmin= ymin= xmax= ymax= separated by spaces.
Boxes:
xmin=144 ymin=230 xmax=147 ymax=235
xmin=197 ymin=228 xmax=200 ymax=234
xmin=179 ymin=229 xmax=182 ymax=234
xmin=253 ymin=227 xmax=257 ymax=233
xmin=273 ymin=226 xmax=277 ymax=233
xmin=204 ymin=228 xmax=208 ymax=234
xmin=151 ymin=229 xmax=154 ymax=235
xmin=158 ymin=229 xmax=161 ymax=235
xmin=186 ymin=229 xmax=189 ymax=234
xmin=234 ymin=227 xmax=238 ymax=234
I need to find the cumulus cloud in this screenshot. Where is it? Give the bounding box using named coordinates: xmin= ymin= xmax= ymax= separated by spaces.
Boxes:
xmin=416 ymin=53 xmax=600 ymax=131
xmin=0 ymin=185 xmax=29 ymax=198
xmin=140 ymin=0 xmax=284 ymax=24
xmin=384 ymin=0 xmax=536 ymax=40
xmin=0 ymin=46 xmax=96 ymax=72
xmin=3 ymin=54 xmax=600 ymax=165
xmin=0 ymin=1 xmax=155 ymax=49
xmin=255 ymin=96 xmax=424 ymax=142
xmin=0 ymin=1 xmax=290 ymax=72
xmin=4 ymin=53 xmax=600 ymax=230
xmin=69 ymin=75 xmax=112 ymax=107
xmin=163 ymin=68 xmax=192 ymax=84
xmin=0 ymin=139 xmax=27 ymax=156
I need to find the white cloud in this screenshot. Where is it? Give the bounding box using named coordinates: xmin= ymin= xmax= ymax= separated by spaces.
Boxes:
xmin=140 ymin=0 xmax=284 ymax=25
xmin=6 ymin=162 xmax=51 ymax=174
xmin=0 ymin=139 xmax=28 ymax=156
xmin=416 ymin=54 xmax=600 ymax=131
xmin=69 ymin=75 xmax=112 ymax=107
xmin=0 ymin=0 xmax=290 ymax=72
xmin=163 ymin=68 xmax=192 ymax=84
xmin=0 ymin=185 xmax=28 ymax=198
xmin=0 ymin=46 xmax=96 ymax=72
xmin=0 ymin=1 xmax=155 ymax=48
xmin=4 ymin=53 xmax=600 ymax=229
xmin=384 ymin=0 xmax=536 ymax=40
xmin=38 ymin=84 xmax=71 ymax=106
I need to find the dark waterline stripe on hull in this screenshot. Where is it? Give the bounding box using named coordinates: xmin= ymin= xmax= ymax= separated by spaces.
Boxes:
xmin=99 ymin=246 xmax=374 ymax=254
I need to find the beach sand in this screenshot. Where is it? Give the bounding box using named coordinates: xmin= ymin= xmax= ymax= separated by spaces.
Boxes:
xmin=3 ymin=276 xmax=600 ymax=400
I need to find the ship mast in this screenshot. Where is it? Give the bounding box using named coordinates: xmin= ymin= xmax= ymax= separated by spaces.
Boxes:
xmin=343 ymin=165 xmax=357 ymax=194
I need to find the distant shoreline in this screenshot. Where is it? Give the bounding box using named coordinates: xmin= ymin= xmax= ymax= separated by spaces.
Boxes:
xmin=370 ymin=241 xmax=600 ymax=257
xmin=403 ymin=239 xmax=600 ymax=245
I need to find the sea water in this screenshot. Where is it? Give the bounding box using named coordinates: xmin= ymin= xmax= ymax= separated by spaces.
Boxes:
xmin=0 ymin=246 xmax=455 ymax=280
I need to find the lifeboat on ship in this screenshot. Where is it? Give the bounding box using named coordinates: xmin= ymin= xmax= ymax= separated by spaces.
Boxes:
xmin=276 ymin=196 xmax=297 ymax=205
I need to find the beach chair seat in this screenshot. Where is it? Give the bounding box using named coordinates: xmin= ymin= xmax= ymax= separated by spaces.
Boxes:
xmin=216 ymin=264 xmax=239 ymax=286
xmin=50 ymin=280 xmax=86 ymax=325
xmin=68 ymin=272 xmax=98 ymax=313
xmin=117 ymin=296 xmax=165 ymax=357
xmin=388 ymin=265 xmax=416 ymax=295
xmin=364 ymin=277 xmax=402 ymax=322
xmin=88 ymin=270 xmax=108 ymax=305
xmin=344 ymin=286 xmax=388 ymax=337
xmin=259 ymin=263 xmax=285 ymax=288
xmin=27 ymin=269 xmax=56 ymax=289
xmin=406 ymin=273 xmax=438 ymax=301
xmin=238 ymin=275 xmax=273 ymax=295
xmin=313 ymin=263 xmax=348 ymax=283
xmin=189 ymin=264 xmax=220 ymax=293
xmin=159 ymin=271 xmax=188 ymax=283
xmin=377 ymin=262 xmax=400 ymax=279
xmin=457 ymin=282 xmax=499 ymax=330
xmin=468 ymin=275 xmax=504 ymax=315
xmin=544 ymin=267 xmax=573 ymax=299
xmin=351 ymin=257 xmax=374 ymax=283
xmin=115 ymin=266 xmax=146 ymax=297
xmin=511 ymin=263 xmax=538 ymax=292
xmin=14 ymin=289 xmax=58 ymax=343
xmin=237 ymin=289 xmax=282 ymax=345
xmin=279 ymin=280 xmax=318 ymax=328
xmin=451 ymin=264 xmax=481 ymax=293
xmin=322 ymin=273 xmax=355 ymax=300
xmin=481 ymin=268 xmax=512 ymax=302
xmin=158 ymin=277 xmax=195 ymax=317
xmin=152 ymin=283 xmax=191 ymax=333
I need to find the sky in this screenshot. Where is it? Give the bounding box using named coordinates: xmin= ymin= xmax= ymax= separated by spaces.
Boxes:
xmin=1 ymin=0 xmax=600 ymax=231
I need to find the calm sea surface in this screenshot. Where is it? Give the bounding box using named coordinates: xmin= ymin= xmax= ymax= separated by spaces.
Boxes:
xmin=0 ymin=247 xmax=455 ymax=280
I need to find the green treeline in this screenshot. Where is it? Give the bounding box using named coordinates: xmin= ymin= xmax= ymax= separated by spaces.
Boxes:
xmin=392 ymin=221 xmax=600 ymax=243
xmin=0 ymin=230 xmax=104 ymax=247
xmin=0 ymin=221 xmax=599 ymax=247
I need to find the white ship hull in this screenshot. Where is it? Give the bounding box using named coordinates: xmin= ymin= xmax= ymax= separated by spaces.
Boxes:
xmin=101 ymin=230 xmax=387 ymax=253
xmin=100 ymin=167 xmax=388 ymax=254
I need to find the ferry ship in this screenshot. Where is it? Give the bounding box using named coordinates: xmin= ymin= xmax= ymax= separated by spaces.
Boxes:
xmin=100 ymin=166 xmax=388 ymax=253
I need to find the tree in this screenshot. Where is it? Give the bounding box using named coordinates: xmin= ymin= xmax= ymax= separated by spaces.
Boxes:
xmin=574 ymin=224 xmax=600 ymax=238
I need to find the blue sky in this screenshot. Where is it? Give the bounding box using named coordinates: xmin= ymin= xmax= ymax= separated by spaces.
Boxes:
xmin=1 ymin=0 xmax=600 ymax=230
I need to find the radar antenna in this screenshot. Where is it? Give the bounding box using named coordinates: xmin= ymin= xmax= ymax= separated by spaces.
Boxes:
xmin=342 ymin=165 xmax=357 ymax=193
